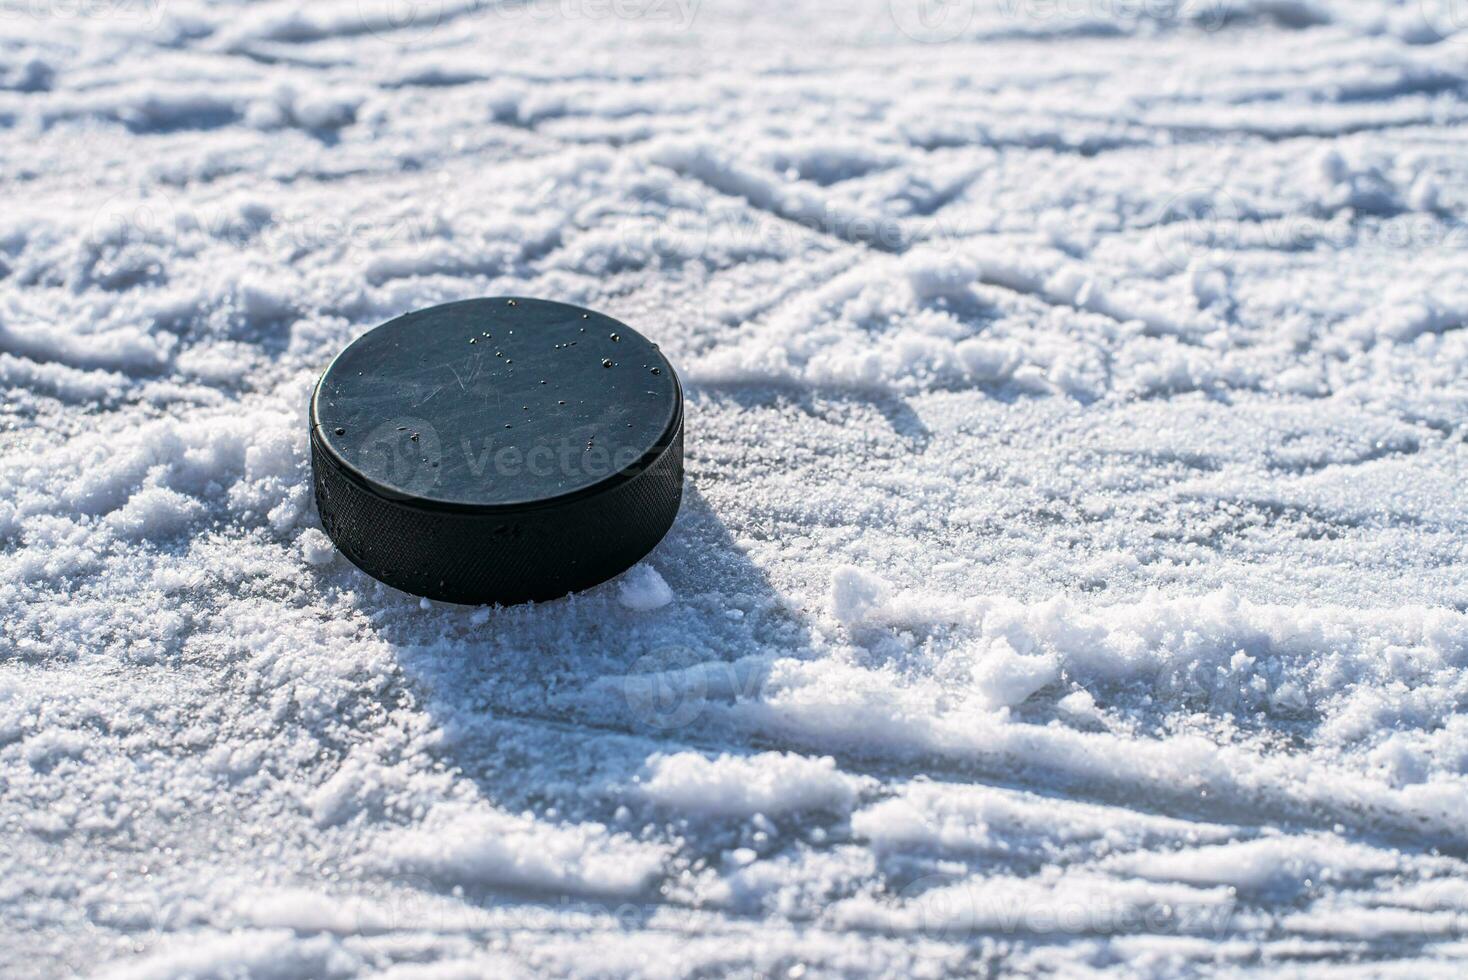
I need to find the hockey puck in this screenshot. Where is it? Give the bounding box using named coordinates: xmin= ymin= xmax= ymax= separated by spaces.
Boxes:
xmin=309 ymin=297 xmax=683 ymax=605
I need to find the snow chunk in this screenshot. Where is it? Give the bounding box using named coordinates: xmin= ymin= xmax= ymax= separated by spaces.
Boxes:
xmin=971 ymin=638 xmax=1059 ymax=710
xmin=298 ymin=528 xmax=336 ymax=566
xmin=1057 ymin=689 xmax=1102 ymax=724
xmin=24 ymin=728 xmax=89 ymax=769
xmin=1109 ymin=836 xmax=1399 ymax=898
xmin=617 ymin=563 xmax=674 ymax=611
xmin=830 ymin=565 xmax=890 ymax=626
xmin=638 ymin=751 xmax=866 ymax=818
xmin=235 ymin=888 xmax=393 ymax=935
xmin=379 ymin=803 xmax=667 ymax=897
xmin=104 ymin=486 xmax=205 ymax=539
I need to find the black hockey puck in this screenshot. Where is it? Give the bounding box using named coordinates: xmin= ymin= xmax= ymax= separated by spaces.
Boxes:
xmin=309 ymin=297 xmax=683 ymax=604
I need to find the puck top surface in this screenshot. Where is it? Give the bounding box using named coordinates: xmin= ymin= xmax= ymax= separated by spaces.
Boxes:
xmin=311 ymin=298 xmax=680 ymax=510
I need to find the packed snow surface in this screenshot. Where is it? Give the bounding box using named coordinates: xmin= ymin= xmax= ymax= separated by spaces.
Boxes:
xmin=4 ymin=0 xmax=1468 ymax=976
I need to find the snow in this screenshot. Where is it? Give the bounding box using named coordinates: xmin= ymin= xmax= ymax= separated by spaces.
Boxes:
xmin=637 ymin=751 xmax=866 ymax=817
xmin=378 ymin=802 xmax=669 ymax=897
xmin=297 ymin=527 xmax=336 ymax=566
xmin=617 ymin=562 xmax=675 ymax=611
xmin=3 ymin=0 xmax=1468 ymax=976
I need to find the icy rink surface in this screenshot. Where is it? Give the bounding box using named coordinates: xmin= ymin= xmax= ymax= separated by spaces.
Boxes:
xmin=4 ymin=0 xmax=1468 ymax=976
